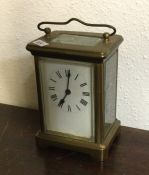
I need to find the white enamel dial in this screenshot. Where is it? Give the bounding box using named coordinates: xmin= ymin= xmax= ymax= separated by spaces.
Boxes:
xmin=39 ymin=57 xmax=95 ymax=140
xmin=49 ymin=69 xmax=90 ymax=113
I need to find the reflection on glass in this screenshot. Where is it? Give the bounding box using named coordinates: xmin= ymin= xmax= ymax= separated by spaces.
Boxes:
xmin=104 ymin=51 xmax=118 ymax=137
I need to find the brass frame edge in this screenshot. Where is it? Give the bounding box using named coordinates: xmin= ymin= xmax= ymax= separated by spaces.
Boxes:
xmin=99 ymin=119 xmax=121 ymax=160
xmin=35 ymin=119 xmax=120 ymax=161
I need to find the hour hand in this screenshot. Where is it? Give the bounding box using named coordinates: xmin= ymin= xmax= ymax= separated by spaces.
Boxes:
xmin=58 ymin=99 xmax=65 ymax=108
xmin=58 ymin=89 xmax=71 ymax=108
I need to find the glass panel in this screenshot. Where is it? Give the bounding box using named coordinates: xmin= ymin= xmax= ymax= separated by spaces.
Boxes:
xmin=51 ymin=34 xmax=102 ymax=46
xmin=38 ymin=57 xmax=95 ymax=142
xmin=104 ymin=51 xmax=118 ymax=137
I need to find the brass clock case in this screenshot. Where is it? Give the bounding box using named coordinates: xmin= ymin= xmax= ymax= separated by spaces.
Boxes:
xmin=26 ymin=18 xmax=123 ymax=161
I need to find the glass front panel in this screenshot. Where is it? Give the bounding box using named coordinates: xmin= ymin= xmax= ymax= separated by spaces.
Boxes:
xmin=104 ymin=51 xmax=118 ymax=137
xmin=38 ymin=57 xmax=95 ymax=141
xmin=51 ymin=34 xmax=102 ymax=46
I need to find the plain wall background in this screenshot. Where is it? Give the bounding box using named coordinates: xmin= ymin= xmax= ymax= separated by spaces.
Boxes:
xmin=0 ymin=0 xmax=149 ymax=130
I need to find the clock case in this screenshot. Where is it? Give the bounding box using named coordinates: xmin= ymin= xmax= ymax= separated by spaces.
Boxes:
xmin=26 ymin=18 xmax=123 ymax=161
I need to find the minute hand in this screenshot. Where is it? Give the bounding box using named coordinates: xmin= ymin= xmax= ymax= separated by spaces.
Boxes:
xmin=66 ymin=70 xmax=71 ymax=90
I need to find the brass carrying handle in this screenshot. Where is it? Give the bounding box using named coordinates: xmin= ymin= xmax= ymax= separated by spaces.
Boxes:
xmin=37 ymin=18 xmax=116 ymax=36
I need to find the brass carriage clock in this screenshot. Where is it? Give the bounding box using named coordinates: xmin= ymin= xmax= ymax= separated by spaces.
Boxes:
xmin=26 ymin=18 xmax=123 ymax=161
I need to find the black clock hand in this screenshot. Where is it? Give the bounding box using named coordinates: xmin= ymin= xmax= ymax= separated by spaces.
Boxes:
xmin=58 ymin=94 xmax=67 ymax=107
xmin=58 ymin=70 xmax=71 ymax=108
xmin=66 ymin=70 xmax=71 ymax=90
xmin=58 ymin=89 xmax=71 ymax=107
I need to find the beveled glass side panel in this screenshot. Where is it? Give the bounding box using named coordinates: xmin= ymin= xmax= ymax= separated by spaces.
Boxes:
xmin=104 ymin=51 xmax=118 ymax=137
xmin=51 ymin=34 xmax=102 ymax=46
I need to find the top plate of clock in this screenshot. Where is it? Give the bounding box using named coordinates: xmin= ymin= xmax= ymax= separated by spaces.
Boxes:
xmin=26 ymin=30 xmax=123 ymax=63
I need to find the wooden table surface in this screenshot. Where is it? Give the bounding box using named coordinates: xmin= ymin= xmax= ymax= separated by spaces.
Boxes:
xmin=0 ymin=103 xmax=149 ymax=175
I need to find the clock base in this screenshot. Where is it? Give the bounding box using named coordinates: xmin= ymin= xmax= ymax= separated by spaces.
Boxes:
xmin=35 ymin=119 xmax=120 ymax=161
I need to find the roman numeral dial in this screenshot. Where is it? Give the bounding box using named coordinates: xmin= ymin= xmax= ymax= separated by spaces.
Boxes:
xmin=48 ymin=68 xmax=91 ymax=113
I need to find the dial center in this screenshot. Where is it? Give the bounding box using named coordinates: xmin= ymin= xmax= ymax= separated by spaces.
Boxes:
xmin=65 ymin=89 xmax=71 ymax=95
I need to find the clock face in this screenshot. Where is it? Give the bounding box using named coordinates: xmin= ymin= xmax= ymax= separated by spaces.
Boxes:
xmin=39 ymin=57 xmax=95 ymax=141
xmin=49 ymin=69 xmax=90 ymax=113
